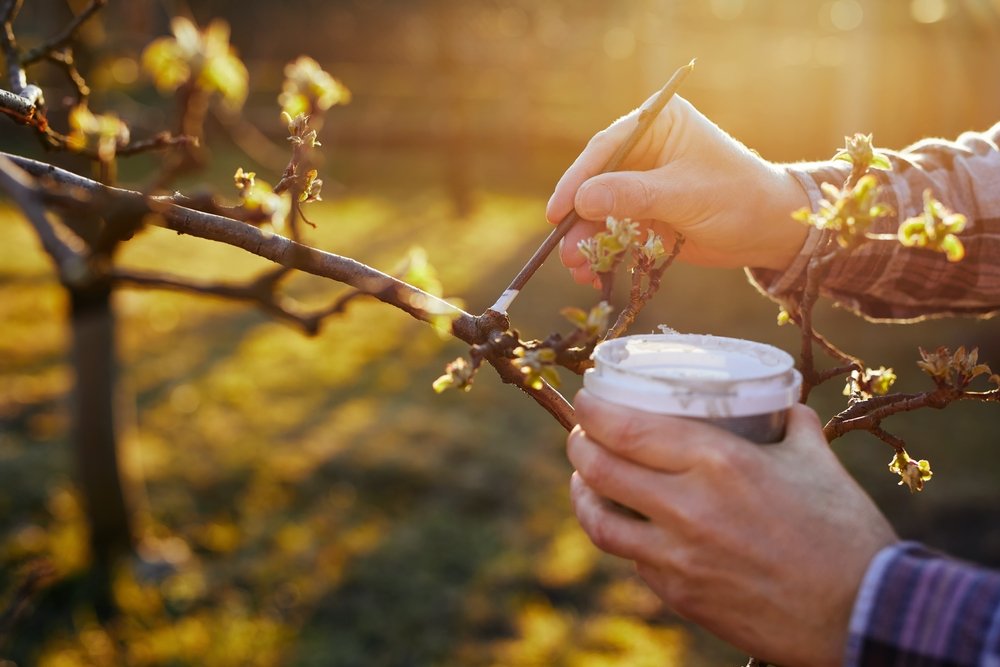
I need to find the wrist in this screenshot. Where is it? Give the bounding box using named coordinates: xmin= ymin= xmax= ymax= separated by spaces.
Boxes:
xmin=750 ymin=165 xmax=811 ymax=272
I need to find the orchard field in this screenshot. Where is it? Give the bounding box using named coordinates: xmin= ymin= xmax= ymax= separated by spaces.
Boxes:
xmin=3 ymin=1 xmax=1000 ymax=665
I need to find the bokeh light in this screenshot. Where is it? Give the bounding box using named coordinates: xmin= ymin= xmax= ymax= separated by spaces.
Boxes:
xmin=3 ymin=1 xmax=1000 ymax=665
xmin=603 ymin=26 xmax=636 ymax=60
xmin=710 ymin=0 xmax=746 ymax=21
xmin=826 ymin=0 xmax=865 ymax=31
xmin=911 ymin=0 xmax=951 ymax=23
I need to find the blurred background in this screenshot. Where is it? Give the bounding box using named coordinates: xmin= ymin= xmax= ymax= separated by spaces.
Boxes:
xmin=2 ymin=0 xmax=1000 ymax=664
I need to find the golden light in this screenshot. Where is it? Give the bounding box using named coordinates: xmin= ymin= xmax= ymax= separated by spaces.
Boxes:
xmin=710 ymin=0 xmax=746 ymax=21
xmin=815 ymin=35 xmax=848 ymax=67
xmin=603 ymin=26 xmax=636 ymax=60
xmin=826 ymin=0 xmax=865 ymax=31
xmin=775 ymin=34 xmax=813 ymax=67
xmin=911 ymin=0 xmax=950 ymax=23
xmin=110 ymin=56 xmax=139 ymax=85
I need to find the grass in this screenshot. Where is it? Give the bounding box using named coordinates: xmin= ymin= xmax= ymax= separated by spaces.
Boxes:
xmin=1 ymin=181 xmax=999 ymax=666
xmin=0 ymin=191 xmax=717 ymax=666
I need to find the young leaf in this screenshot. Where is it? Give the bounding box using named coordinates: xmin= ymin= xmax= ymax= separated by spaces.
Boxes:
xmin=888 ymin=450 xmax=933 ymax=493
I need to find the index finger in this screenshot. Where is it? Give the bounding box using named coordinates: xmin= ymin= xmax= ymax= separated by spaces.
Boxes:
xmin=545 ymin=110 xmax=641 ymax=225
xmin=574 ymin=389 xmax=745 ymax=473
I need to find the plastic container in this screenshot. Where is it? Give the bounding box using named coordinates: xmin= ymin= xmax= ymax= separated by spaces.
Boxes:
xmin=584 ymin=333 xmax=802 ymax=443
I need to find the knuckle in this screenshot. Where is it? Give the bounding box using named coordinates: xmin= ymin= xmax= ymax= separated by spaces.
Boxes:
xmin=793 ymin=403 xmax=823 ymax=431
xmin=668 ymin=542 xmax=696 ymax=578
xmin=632 ymin=177 xmax=656 ymax=216
xmin=575 ymin=444 xmax=611 ymax=491
xmin=666 ymin=580 xmax=700 ymax=616
xmin=586 ymin=517 xmax=617 ymax=553
xmin=639 ymin=560 xmax=696 ymax=615
xmin=604 ymin=414 xmax=650 ymax=457
xmin=662 ymin=552 xmax=704 ymax=613
xmin=697 ymin=437 xmax=743 ymax=476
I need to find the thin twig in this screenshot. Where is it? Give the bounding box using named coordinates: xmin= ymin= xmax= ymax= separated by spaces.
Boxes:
xmin=797 ymin=240 xmax=839 ymax=400
xmin=112 ymin=267 xmax=396 ymax=337
xmin=604 ymin=232 xmax=684 ymax=340
xmin=870 ymin=426 xmax=906 ymax=453
xmin=0 ymin=559 xmax=56 ymax=647
xmin=111 ymin=268 xmax=325 ymax=334
xmin=0 ymin=0 xmax=21 ymax=23
xmin=117 ymin=132 xmax=200 ymax=157
xmin=42 ymin=48 xmax=89 ymax=101
xmin=1 ymin=0 xmax=27 ymax=96
xmin=22 ymin=0 xmax=107 ymax=65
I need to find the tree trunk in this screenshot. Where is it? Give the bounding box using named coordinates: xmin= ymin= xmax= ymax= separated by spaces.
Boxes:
xmin=69 ymin=282 xmax=133 ymax=616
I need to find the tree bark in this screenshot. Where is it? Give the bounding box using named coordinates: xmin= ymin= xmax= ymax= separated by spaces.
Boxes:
xmin=69 ymin=280 xmax=133 ymax=616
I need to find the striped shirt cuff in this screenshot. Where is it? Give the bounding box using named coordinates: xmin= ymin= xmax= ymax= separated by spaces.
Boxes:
xmin=745 ymin=163 xmax=839 ymax=300
xmin=844 ymin=541 xmax=1000 ymax=667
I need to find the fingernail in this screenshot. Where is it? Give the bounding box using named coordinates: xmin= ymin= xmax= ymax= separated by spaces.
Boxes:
xmin=579 ymin=183 xmax=613 ymax=218
xmin=545 ymin=193 xmax=558 ymax=222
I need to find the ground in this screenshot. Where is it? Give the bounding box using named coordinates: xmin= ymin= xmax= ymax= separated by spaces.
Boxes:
xmin=1 ymin=180 xmax=998 ymax=666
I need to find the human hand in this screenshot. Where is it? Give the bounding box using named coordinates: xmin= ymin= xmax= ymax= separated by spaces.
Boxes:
xmin=566 ymin=391 xmax=898 ymax=666
xmin=546 ymin=96 xmax=811 ymax=286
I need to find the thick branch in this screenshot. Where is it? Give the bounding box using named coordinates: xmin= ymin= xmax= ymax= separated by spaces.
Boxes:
xmin=0 ymin=85 xmax=32 ymax=116
xmin=3 ymin=151 xmax=577 ymax=426
xmin=0 ymin=154 xmax=84 ymax=279
xmin=484 ymin=354 xmax=575 ymax=430
xmin=6 ymin=152 xmax=478 ymax=332
xmin=824 ymin=390 xmax=953 ymax=441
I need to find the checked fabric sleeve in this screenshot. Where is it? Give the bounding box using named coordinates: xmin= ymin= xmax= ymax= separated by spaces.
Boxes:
xmin=843 ymin=542 xmax=1000 ymax=666
xmin=748 ymin=121 xmax=1000 ymax=321
xmin=747 ymin=125 xmax=1000 ymax=666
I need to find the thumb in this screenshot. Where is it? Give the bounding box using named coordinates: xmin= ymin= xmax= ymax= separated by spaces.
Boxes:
xmin=575 ymin=171 xmax=667 ymax=222
xmin=782 ymin=404 xmax=827 ymax=449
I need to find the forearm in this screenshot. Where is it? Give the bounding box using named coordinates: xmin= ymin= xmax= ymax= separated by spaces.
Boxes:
xmin=750 ymin=123 xmax=1000 ymax=321
xmin=845 ymin=542 xmax=1000 ymax=666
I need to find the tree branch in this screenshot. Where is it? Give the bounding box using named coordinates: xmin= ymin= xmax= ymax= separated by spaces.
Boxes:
xmin=22 ymin=0 xmax=106 ymax=65
xmin=824 ymin=389 xmax=952 ymax=441
xmin=40 ymin=48 xmax=89 ymax=102
xmin=111 ymin=268 xmax=333 ymax=335
xmin=484 ymin=354 xmax=576 ymax=430
xmin=1 ymin=0 xmax=27 ymax=96
xmin=2 ymin=151 xmax=577 ymax=427
xmin=604 ymin=232 xmax=683 ymax=340
xmin=0 ymin=154 xmax=84 ymax=280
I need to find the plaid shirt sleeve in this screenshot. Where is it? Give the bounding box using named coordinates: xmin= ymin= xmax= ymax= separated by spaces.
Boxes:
xmin=844 ymin=542 xmax=1000 ymax=666
xmin=748 ymin=122 xmax=1000 ymax=321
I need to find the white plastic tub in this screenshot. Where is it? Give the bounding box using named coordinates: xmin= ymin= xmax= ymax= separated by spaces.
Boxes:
xmin=584 ymin=333 xmax=802 ymax=443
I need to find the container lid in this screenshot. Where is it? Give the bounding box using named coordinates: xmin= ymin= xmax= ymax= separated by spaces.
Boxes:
xmin=584 ymin=333 xmax=801 ymax=418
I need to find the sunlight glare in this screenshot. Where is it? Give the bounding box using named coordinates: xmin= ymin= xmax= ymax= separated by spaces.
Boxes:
xmin=709 ymin=0 xmax=746 ymax=20
xmin=815 ymin=35 xmax=848 ymax=67
xmin=603 ymin=26 xmax=636 ymax=60
xmin=911 ymin=0 xmax=950 ymax=23
xmin=825 ymin=0 xmax=864 ymax=31
xmin=775 ymin=34 xmax=813 ymax=67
